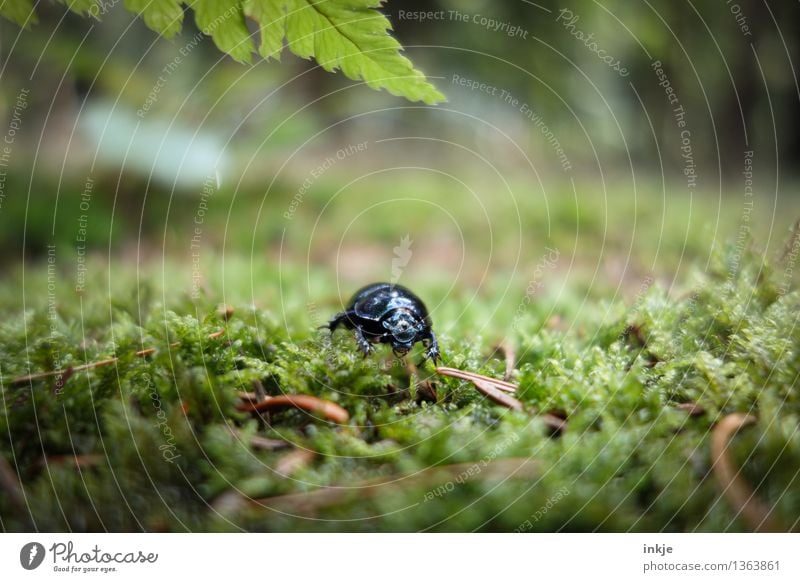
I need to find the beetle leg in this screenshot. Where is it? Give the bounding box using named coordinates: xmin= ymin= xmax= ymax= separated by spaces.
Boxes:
xmin=422 ymin=330 xmax=440 ymax=364
xmin=354 ymin=327 xmax=375 ymax=357
xmin=323 ymin=311 xmax=350 ymax=332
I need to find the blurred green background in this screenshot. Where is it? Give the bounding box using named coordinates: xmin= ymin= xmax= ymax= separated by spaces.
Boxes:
xmin=1 ymin=0 xmax=799 ymax=302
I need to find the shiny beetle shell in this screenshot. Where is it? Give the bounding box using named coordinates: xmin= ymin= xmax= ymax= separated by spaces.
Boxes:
xmin=325 ymin=282 xmax=440 ymax=363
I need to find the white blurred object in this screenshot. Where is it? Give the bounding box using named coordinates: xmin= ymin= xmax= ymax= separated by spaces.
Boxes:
xmin=81 ymin=101 xmax=229 ymax=190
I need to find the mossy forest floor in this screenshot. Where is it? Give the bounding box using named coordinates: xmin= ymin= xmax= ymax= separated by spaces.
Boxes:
xmin=1 ymin=178 xmax=799 ymax=532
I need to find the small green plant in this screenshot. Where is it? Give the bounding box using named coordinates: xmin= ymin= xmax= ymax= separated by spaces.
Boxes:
xmin=1 ymin=233 xmax=798 ymax=532
xmin=0 ymin=0 xmax=445 ymax=104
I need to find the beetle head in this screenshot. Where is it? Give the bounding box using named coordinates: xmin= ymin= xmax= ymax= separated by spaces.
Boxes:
xmin=382 ymin=308 xmax=421 ymax=350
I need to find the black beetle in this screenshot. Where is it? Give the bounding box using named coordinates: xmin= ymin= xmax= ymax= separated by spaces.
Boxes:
xmin=325 ymin=282 xmax=440 ymax=363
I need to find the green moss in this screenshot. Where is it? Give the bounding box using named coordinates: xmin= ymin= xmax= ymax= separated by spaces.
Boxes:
xmin=1 ymin=228 xmax=799 ymax=532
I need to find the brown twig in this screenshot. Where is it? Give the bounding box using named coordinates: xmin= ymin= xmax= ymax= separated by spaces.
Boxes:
xmin=236 ymin=391 xmax=260 ymax=403
xmin=470 ymin=377 xmax=524 ymax=411
xmin=416 ymin=381 xmax=438 ymax=402
xmin=53 ymin=366 xmax=74 ymax=394
xmin=710 ymin=413 xmax=781 ymax=532
xmin=435 ymin=367 xmax=517 ymax=393
xmin=492 ymin=341 xmax=517 ymax=381
xmin=251 ymin=379 xmax=268 ymax=402
xmin=236 ymin=394 xmax=350 ymax=424
xmin=436 ymin=367 xmax=563 ymax=430
xmin=10 ymin=329 xmax=226 ymax=386
xmin=436 ymin=367 xmax=522 ymax=410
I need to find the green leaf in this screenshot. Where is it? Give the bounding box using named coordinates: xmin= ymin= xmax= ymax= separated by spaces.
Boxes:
xmin=245 ymin=0 xmax=445 ymax=104
xmin=0 ymin=0 xmax=38 ymax=27
xmin=124 ymin=0 xmax=185 ymax=39
xmin=57 ymin=0 xmax=99 ymax=16
xmin=283 ymin=0 xmax=444 ymax=104
xmin=243 ymin=0 xmax=285 ymax=60
xmin=191 ymin=0 xmax=255 ymax=64
xmin=284 ymin=0 xmax=313 ymax=58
